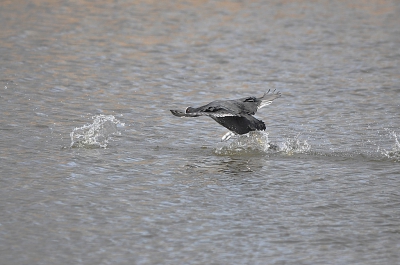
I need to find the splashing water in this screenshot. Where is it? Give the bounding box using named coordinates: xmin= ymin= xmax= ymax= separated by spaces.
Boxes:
xmin=279 ymin=134 xmax=311 ymax=155
xmin=70 ymin=115 xmax=124 ymax=148
xmin=215 ymin=131 xmax=274 ymax=155
xmin=381 ymin=131 xmax=400 ymax=162
xmin=215 ymin=131 xmax=311 ymax=156
xmin=213 ymin=129 xmax=400 ymax=162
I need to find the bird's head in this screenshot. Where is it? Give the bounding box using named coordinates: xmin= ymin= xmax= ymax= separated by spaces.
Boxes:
xmin=185 ymin=107 xmax=195 ymax=113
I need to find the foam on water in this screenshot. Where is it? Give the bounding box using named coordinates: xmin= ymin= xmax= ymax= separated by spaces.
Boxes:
xmin=70 ymin=115 xmax=124 ymax=148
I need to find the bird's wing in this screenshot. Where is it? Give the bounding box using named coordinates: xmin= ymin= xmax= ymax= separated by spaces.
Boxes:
xmin=170 ymin=108 xmax=239 ymax=118
xmin=257 ymin=89 xmax=281 ymax=110
xmin=198 ymin=104 xmax=240 ymax=116
xmin=241 ymin=114 xmax=266 ymax=131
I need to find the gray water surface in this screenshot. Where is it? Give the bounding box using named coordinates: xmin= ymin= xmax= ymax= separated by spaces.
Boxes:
xmin=1 ymin=1 xmax=400 ymax=264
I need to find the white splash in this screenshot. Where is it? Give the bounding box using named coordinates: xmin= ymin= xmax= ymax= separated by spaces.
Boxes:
xmin=381 ymin=131 xmax=400 ymax=162
xmin=215 ymin=131 xmax=273 ymax=155
xmin=279 ymin=134 xmax=311 ymax=155
xmin=70 ymin=115 xmax=124 ymax=148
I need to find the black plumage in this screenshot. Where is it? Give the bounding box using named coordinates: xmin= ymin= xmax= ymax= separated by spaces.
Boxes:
xmin=170 ymin=90 xmax=281 ymax=137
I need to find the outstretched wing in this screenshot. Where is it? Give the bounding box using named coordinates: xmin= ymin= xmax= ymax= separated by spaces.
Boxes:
xmin=257 ymin=89 xmax=281 ymax=110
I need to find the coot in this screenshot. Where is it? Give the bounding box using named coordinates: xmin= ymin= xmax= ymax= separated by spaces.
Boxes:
xmin=170 ymin=89 xmax=281 ymax=141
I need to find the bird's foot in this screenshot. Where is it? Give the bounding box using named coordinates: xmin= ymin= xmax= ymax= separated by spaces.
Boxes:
xmin=221 ymin=131 xmax=236 ymax=141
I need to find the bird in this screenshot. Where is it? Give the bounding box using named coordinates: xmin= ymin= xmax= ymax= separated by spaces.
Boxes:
xmin=170 ymin=89 xmax=281 ymax=141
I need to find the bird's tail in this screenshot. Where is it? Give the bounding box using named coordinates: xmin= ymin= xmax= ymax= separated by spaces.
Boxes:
xmin=170 ymin=109 xmax=201 ymax=117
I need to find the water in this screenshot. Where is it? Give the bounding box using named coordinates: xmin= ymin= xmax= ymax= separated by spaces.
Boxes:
xmin=1 ymin=0 xmax=400 ymax=264
xmin=70 ymin=115 xmax=124 ymax=148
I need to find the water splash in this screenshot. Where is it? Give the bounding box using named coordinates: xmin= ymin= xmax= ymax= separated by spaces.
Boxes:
xmin=279 ymin=134 xmax=311 ymax=155
xmin=215 ymin=131 xmax=311 ymax=156
xmin=215 ymin=131 xmax=274 ymax=155
xmin=70 ymin=115 xmax=124 ymax=148
xmin=381 ymin=131 xmax=400 ymax=162
xmin=214 ymin=128 xmax=399 ymax=162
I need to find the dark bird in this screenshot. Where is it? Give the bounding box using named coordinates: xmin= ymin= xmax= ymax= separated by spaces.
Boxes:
xmin=170 ymin=89 xmax=281 ymax=141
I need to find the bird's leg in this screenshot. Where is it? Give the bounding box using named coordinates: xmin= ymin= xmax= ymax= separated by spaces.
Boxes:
xmin=221 ymin=131 xmax=236 ymax=141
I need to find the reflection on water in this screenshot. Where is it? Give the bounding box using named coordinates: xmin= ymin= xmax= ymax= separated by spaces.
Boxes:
xmin=1 ymin=0 xmax=400 ymax=264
